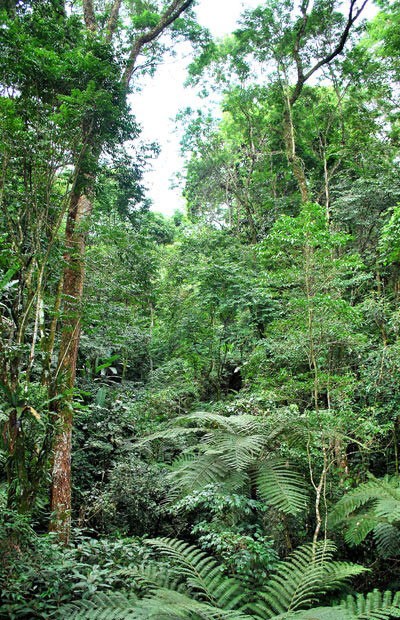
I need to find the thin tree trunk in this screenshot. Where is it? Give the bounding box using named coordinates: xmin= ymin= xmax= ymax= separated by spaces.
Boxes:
xmin=41 ymin=275 xmax=64 ymax=386
xmin=283 ymin=99 xmax=308 ymax=203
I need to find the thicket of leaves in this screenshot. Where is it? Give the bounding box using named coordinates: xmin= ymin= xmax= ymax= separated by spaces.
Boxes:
xmin=2 ymin=0 xmax=400 ymax=617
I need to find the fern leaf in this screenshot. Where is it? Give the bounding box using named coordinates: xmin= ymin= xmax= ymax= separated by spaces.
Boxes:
xmin=168 ymin=452 xmax=230 ymax=492
xmin=134 ymin=426 xmax=203 ymax=448
xmin=285 ymin=608 xmax=354 ymax=619
xmin=343 ymin=589 xmax=400 ymax=619
xmin=181 ymin=412 xmax=264 ymax=434
xmin=134 ymin=588 xmax=253 ymax=619
xmin=60 ymin=592 xmax=139 ymax=619
xmin=146 ymin=538 xmax=245 ymax=610
xmin=329 ymin=490 xmax=378 ymax=529
xmin=373 ymin=523 xmax=400 ymax=558
xmin=254 ymin=541 xmax=366 ymax=618
xmin=330 ymin=475 xmax=400 ymax=554
xmin=212 ymin=433 xmax=268 ymax=470
xmin=344 ymin=516 xmax=379 ymax=547
xmin=257 ymin=460 xmax=309 ymax=515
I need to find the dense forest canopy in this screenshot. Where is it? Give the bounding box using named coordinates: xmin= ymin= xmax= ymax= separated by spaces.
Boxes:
xmin=1 ymin=0 xmax=400 ymax=618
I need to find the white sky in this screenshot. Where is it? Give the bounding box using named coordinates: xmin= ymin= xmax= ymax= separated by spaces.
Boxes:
xmin=130 ymin=0 xmax=261 ymax=216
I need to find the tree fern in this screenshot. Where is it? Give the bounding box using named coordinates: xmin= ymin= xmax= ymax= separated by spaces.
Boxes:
xmin=168 ymin=451 xmax=234 ymax=494
xmin=329 ymin=475 xmax=400 ymax=556
xmin=137 ymin=410 xmax=309 ymax=516
xmin=58 ymin=539 xmax=400 ymax=620
xmin=60 ymin=587 xmax=400 ymax=620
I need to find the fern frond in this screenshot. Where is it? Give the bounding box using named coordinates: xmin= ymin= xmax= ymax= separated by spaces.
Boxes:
xmin=344 ymin=516 xmax=379 ymax=547
xmin=146 ymin=538 xmax=245 ymax=610
xmin=343 ymin=589 xmax=400 ymax=619
xmin=168 ymin=452 xmax=231 ymax=492
xmin=329 ymin=491 xmax=378 ymax=529
xmin=374 ymin=499 xmax=400 ymax=524
xmin=134 ymin=588 xmax=253 ymax=620
xmin=180 ymin=412 xmax=265 ymax=434
xmin=211 ymin=433 xmax=269 ymax=470
xmin=329 ymin=475 xmax=400 ymax=554
xmin=284 ymin=588 xmax=400 ymax=619
xmin=373 ymin=524 xmax=400 ymax=558
xmin=121 ymin=561 xmax=184 ymax=594
xmin=134 ymin=426 xmax=203 ymax=447
xmin=60 ymin=591 xmax=139 ymax=619
xmin=254 ymin=541 xmax=366 ymax=619
xmin=289 ymin=609 xmax=353 ymax=619
xmin=257 ymin=460 xmax=309 ymax=515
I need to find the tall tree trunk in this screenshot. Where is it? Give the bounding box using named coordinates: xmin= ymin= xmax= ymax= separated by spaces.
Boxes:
xmin=49 ymin=189 xmax=92 ymax=542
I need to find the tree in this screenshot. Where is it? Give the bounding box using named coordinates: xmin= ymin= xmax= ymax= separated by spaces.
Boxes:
xmin=188 ymin=0 xmax=369 ymax=207
xmin=1 ymin=0 xmax=198 ymax=541
xmin=51 ymin=0 xmax=199 ymax=542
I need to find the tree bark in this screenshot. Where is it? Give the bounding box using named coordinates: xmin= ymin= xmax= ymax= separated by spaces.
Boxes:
xmin=283 ymin=100 xmax=309 ymax=203
xmin=49 ymin=191 xmax=92 ymax=542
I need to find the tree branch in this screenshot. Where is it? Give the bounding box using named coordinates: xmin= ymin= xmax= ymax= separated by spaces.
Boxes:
xmin=106 ymin=0 xmax=122 ymax=43
xmin=292 ymin=0 xmax=310 ymax=87
xmin=123 ymin=0 xmax=194 ymax=88
xmin=290 ymin=0 xmax=369 ymax=105
xmin=82 ymin=0 xmax=97 ymax=32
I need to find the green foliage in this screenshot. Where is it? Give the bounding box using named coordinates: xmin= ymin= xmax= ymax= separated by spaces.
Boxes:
xmin=380 ymin=204 xmax=400 ymax=264
xmin=2 ymin=0 xmax=400 ymax=612
xmin=126 ymin=359 xmax=200 ymax=434
xmin=138 ymin=409 xmax=309 ymax=515
xmin=132 ymin=10 xmax=160 ymax=29
xmin=293 ymin=590 xmax=400 ymax=619
xmin=0 ymin=509 xmax=145 ymax=618
xmin=329 ymin=475 xmax=400 ymax=557
xmin=172 ymin=484 xmax=278 ymax=585
xmin=253 ymin=539 xmax=367 ymax=618
xmin=84 ymin=455 xmax=174 ymax=537
xmin=58 ymin=538 xmax=372 ymax=620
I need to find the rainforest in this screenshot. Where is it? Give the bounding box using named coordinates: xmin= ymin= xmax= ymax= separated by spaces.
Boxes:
xmin=1 ymin=0 xmax=400 ymax=618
